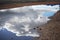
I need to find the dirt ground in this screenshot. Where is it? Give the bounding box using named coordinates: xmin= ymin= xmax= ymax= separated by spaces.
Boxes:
xmin=0 ymin=2 xmax=59 ymax=9
xmin=35 ymin=11 xmax=60 ymax=40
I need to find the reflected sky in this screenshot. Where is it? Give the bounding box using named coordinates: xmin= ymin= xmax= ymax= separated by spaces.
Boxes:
xmin=0 ymin=29 xmax=34 ymax=40
xmin=43 ymin=11 xmax=55 ymax=17
xmin=0 ymin=4 xmax=59 ymax=40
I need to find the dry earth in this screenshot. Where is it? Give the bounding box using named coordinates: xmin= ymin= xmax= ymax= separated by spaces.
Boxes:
xmin=35 ymin=11 xmax=60 ymax=40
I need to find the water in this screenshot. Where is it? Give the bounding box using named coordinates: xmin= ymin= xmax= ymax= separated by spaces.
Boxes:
xmin=0 ymin=4 xmax=59 ymax=40
xmin=0 ymin=29 xmax=34 ymax=40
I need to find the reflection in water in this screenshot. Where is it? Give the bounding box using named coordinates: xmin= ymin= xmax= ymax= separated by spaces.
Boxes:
xmin=0 ymin=29 xmax=34 ymax=40
xmin=0 ymin=5 xmax=59 ymax=40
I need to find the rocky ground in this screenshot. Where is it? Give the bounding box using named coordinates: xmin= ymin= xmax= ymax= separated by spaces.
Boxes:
xmin=35 ymin=11 xmax=60 ymax=40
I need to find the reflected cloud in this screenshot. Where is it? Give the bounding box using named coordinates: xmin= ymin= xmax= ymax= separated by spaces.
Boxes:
xmin=0 ymin=5 xmax=59 ymax=37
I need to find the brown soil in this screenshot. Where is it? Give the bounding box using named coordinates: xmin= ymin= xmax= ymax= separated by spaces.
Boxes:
xmin=0 ymin=2 xmax=59 ymax=9
xmin=35 ymin=11 xmax=60 ymax=40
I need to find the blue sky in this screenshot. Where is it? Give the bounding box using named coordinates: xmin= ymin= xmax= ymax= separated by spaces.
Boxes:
xmin=0 ymin=29 xmax=34 ymax=40
xmin=43 ymin=11 xmax=55 ymax=17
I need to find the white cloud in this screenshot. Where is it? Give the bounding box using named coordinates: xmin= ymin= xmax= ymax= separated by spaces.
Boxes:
xmin=31 ymin=5 xmax=59 ymax=12
xmin=0 ymin=5 xmax=59 ymax=37
xmin=0 ymin=9 xmax=8 ymax=12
